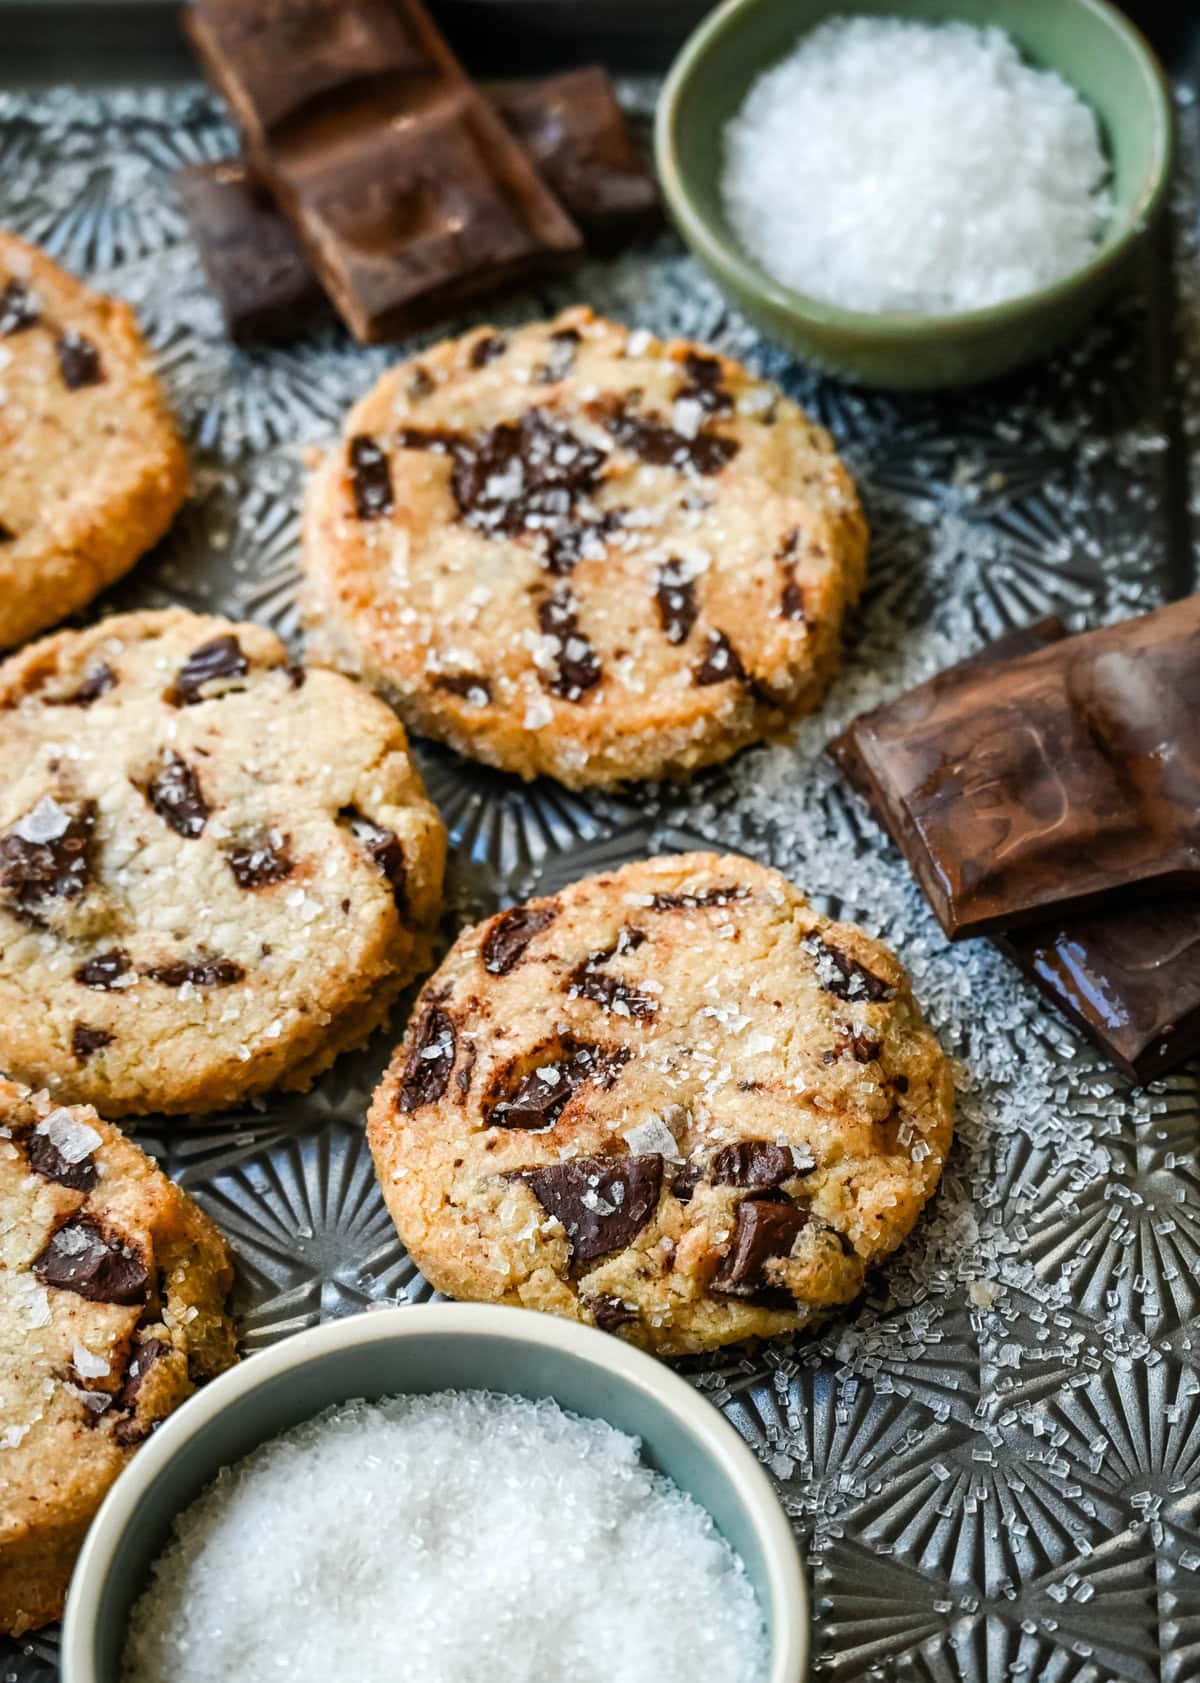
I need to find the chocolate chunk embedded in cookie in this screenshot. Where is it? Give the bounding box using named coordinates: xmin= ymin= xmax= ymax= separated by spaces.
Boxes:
xmin=0 ymin=231 xmax=188 ymax=653
xmin=368 ymin=852 xmax=953 ymax=1356
xmin=0 ymin=608 xmax=446 ymax=1116
xmin=303 ymin=307 xmax=867 ymax=787
xmin=0 ymin=1080 xmax=237 ymax=1636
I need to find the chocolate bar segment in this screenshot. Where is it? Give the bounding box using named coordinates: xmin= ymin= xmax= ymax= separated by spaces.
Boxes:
xmin=184 ymin=0 xmax=581 ymax=343
xmin=847 ymin=597 xmax=1200 ymax=939
xmin=832 ymin=613 xmax=1200 ymax=1083
xmin=178 ymin=161 xmax=327 ymax=343
xmin=491 ymin=68 xmax=659 ymax=241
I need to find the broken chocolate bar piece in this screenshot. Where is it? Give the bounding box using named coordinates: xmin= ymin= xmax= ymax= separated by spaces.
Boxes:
xmin=832 ymin=613 xmax=1200 ymax=1083
xmin=178 ymin=160 xmax=327 ymax=342
xmin=846 ymin=597 xmax=1200 ymax=939
xmin=996 ymin=900 xmax=1200 ymax=1084
xmin=184 ymin=0 xmax=581 ymax=343
xmin=491 ymin=68 xmax=659 ymax=241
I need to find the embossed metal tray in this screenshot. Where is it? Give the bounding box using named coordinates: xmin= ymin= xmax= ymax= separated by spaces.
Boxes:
xmin=3 ymin=11 xmax=1200 ymax=1681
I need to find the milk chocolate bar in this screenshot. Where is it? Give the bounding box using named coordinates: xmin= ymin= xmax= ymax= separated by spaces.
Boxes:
xmin=178 ymin=161 xmax=326 ymax=343
xmin=491 ymin=69 xmax=659 ymax=242
xmin=832 ymin=612 xmax=1200 ymax=1082
xmin=184 ymin=0 xmax=582 ymax=343
xmin=846 ymin=596 xmax=1200 ymax=940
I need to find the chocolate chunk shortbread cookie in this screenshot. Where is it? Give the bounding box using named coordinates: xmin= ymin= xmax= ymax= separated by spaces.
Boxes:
xmin=303 ymin=307 xmax=867 ymax=787
xmin=368 ymin=852 xmax=952 ymax=1356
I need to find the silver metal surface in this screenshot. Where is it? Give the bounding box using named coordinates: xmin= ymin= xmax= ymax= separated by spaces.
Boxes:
xmin=1 ymin=77 xmax=1198 ymax=1683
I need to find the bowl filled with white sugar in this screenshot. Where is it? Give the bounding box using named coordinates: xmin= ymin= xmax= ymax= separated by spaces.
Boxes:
xmin=657 ymin=0 xmax=1172 ymax=387
xmin=61 ymin=1305 xmax=807 ymax=1683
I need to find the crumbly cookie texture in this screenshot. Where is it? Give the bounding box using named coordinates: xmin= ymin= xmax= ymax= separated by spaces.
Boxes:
xmin=368 ymin=852 xmax=953 ymax=1357
xmin=0 ymin=231 xmax=189 ymax=652
xmin=303 ymin=307 xmax=867 ymax=788
xmin=0 ymin=1080 xmax=236 ymax=1636
xmin=0 ymin=608 xmax=446 ymax=1116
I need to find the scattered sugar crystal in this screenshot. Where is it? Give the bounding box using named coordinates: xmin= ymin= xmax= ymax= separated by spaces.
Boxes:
xmin=122 ymin=1392 xmax=768 ymax=1683
xmin=37 ymin=1108 xmax=102 ymax=1163
xmin=722 ymin=17 xmax=1111 ymax=314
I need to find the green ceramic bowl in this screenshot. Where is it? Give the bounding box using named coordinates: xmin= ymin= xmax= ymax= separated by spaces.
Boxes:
xmin=656 ymin=0 xmax=1173 ymax=388
xmin=61 ymin=1305 xmax=808 ymax=1683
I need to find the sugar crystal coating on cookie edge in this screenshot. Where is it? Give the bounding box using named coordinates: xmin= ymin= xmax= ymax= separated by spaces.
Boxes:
xmin=0 ymin=608 xmax=446 ymax=1116
xmin=303 ymin=307 xmax=867 ymax=788
xmin=368 ymin=852 xmax=953 ymax=1356
xmin=0 ymin=1080 xmax=237 ymax=1635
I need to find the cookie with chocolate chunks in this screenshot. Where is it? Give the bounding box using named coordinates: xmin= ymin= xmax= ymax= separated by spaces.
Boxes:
xmin=0 ymin=231 xmax=187 ymax=653
xmin=0 ymin=1079 xmax=236 ymax=1636
xmin=369 ymin=852 xmax=951 ymax=1357
xmin=0 ymin=607 xmax=445 ymax=1116
xmin=304 ymin=307 xmax=867 ymax=787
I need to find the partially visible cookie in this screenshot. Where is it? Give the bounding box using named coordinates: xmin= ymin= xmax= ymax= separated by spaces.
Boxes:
xmin=0 ymin=608 xmax=446 ymax=1116
xmin=0 ymin=232 xmax=189 ymax=652
xmin=368 ymin=852 xmax=953 ymax=1356
xmin=0 ymin=1080 xmax=236 ymax=1635
xmin=303 ymin=306 xmax=866 ymax=788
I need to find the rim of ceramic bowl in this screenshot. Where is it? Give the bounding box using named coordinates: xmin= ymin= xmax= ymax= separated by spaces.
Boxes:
xmin=655 ymin=0 xmax=1174 ymax=345
xmin=62 ymin=1303 xmax=809 ymax=1683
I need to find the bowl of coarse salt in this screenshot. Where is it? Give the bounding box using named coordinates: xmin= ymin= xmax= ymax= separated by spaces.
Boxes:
xmin=62 ymin=1304 xmax=808 ymax=1683
xmin=656 ymin=0 xmax=1172 ymax=388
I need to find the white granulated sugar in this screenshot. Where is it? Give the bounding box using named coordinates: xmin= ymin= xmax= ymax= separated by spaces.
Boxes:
xmin=722 ymin=18 xmax=1111 ymax=314
xmin=122 ymin=1392 xmax=769 ymax=1683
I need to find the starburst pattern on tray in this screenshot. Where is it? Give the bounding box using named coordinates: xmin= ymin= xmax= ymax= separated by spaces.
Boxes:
xmin=2 ymin=75 xmax=1199 ymax=1683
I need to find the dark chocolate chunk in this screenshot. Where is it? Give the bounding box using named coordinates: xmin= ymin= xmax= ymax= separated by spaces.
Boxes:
xmin=695 ymin=630 xmax=745 ymax=687
xmin=781 ymin=569 xmax=806 ymax=623
xmin=72 ymin=1024 xmax=114 ymax=1062
xmin=596 ymin=396 xmax=739 ymax=477
xmin=75 ymin=948 xmax=133 ymax=990
xmin=677 ymin=352 xmax=732 ymax=415
xmin=533 ymin=326 xmax=581 ymax=383
xmin=490 ymin=1041 xmax=628 ymax=1130
xmin=56 ymin=332 xmax=103 ymax=390
xmin=519 ymin=1152 xmax=663 ymax=1262
xmin=0 ymin=798 xmax=95 ymax=921
xmin=145 ymin=752 xmax=210 ymax=839
xmin=184 ymin=0 xmax=582 ymax=345
xmin=491 ymin=67 xmax=659 ymax=240
xmin=544 ymin=509 xmax=624 ymax=577
xmin=711 ymin=1200 xmax=807 ymax=1296
xmin=431 ymin=671 xmax=492 ymax=705
xmin=844 ymin=597 xmax=1200 ymax=939
xmin=146 ymin=957 xmax=245 ymax=987
xmin=24 ymin=1125 xmax=99 ymax=1193
xmin=670 ymin=1161 xmax=704 ymax=1203
xmin=178 ymin=159 xmax=327 ymax=343
xmin=537 ymin=590 xmax=601 ymax=701
xmin=655 ymin=562 xmax=697 ymax=645
xmin=341 ymin=807 xmax=407 ymax=910
xmin=649 ymin=886 xmax=748 ymax=911
xmin=60 ymin=663 xmax=117 ymax=707
xmin=710 ymin=1141 xmax=796 ymax=1190
xmin=349 ymin=434 xmax=394 ymax=520
xmin=570 ymin=932 xmax=656 ymax=1019
xmin=172 ymin=634 xmax=249 ymax=705
xmin=408 ymin=365 xmax=435 ymax=400
xmin=398 ymin=1005 xmax=456 ymax=1111
xmin=225 ymin=834 xmax=293 ymax=889
xmin=482 ymin=903 xmax=556 ymax=975
xmin=802 ymin=934 xmax=894 ymax=1003
xmin=118 ymin=1337 xmax=172 ymax=1409
xmin=0 ymin=520 xmax=13 ymax=543
xmin=33 ymin=1219 xmax=149 ymax=1306
xmin=588 ymin=1295 xmax=637 ymax=1333
xmin=470 ymin=333 xmax=507 ymax=367
xmin=0 ymin=279 xmax=39 ymax=335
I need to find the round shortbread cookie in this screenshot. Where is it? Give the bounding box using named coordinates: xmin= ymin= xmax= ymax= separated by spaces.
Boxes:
xmin=0 ymin=608 xmax=446 ymax=1116
xmin=0 ymin=231 xmax=189 ymax=652
xmin=0 ymin=1080 xmax=237 ymax=1635
xmin=368 ymin=852 xmax=953 ymax=1357
xmin=303 ymin=307 xmax=867 ymax=788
